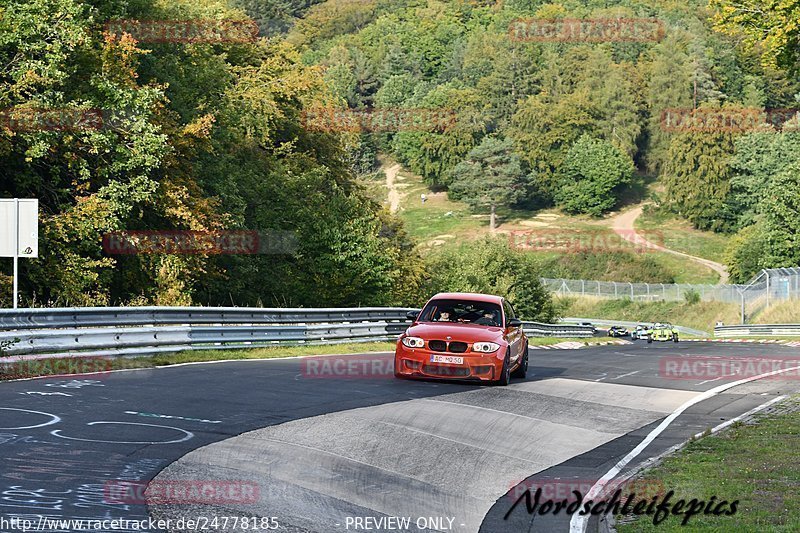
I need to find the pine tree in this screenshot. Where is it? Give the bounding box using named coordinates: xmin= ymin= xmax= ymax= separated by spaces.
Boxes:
xmin=448 ymin=138 xmax=532 ymax=231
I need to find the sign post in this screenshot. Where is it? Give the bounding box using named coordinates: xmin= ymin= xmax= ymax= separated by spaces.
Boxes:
xmin=0 ymin=199 xmax=39 ymax=308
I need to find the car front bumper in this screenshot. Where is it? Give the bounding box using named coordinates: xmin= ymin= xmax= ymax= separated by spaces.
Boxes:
xmin=394 ymin=344 xmax=505 ymax=381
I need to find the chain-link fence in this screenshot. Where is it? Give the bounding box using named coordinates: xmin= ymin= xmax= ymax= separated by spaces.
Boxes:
xmin=542 ymin=268 xmax=800 ymax=323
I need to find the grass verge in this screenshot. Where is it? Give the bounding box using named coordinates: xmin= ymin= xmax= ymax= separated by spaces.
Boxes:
xmin=616 ymin=396 xmax=800 ymax=532
xmin=559 ymin=297 xmax=738 ymax=333
xmin=635 ymin=206 xmax=730 ymax=264
xmin=751 ymin=300 xmax=800 ymax=324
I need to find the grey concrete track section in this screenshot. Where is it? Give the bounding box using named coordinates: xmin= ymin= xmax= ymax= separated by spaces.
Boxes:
xmin=151 ymin=378 xmax=698 ymax=532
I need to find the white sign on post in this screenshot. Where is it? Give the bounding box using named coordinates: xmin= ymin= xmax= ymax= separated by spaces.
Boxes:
xmin=0 ymin=199 xmax=39 ymax=308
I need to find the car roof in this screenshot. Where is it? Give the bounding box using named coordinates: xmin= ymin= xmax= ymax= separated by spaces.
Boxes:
xmin=429 ymin=292 xmax=504 ymax=304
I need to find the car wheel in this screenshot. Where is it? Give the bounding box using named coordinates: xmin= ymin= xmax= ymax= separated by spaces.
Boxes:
xmin=496 ymin=351 xmax=511 ymax=386
xmin=511 ymin=343 xmax=528 ymax=379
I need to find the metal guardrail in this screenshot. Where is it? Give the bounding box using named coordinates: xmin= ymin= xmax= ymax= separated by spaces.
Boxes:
xmin=522 ymin=321 xmax=593 ymax=338
xmin=561 ymin=317 xmax=710 ymax=337
xmin=0 ymin=306 xmax=415 ymax=330
xmin=715 ymin=324 xmax=800 ymax=337
xmin=0 ymin=307 xmax=593 ymax=359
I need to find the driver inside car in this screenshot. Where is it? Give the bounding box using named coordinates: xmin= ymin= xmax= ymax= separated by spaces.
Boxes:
xmin=473 ymin=310 xmax=499 ymax=326
xmin=436 ymin=310 xmax=453 ymax=322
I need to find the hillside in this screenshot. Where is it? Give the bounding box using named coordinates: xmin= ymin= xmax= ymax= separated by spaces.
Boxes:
xmin=364 ymin=157 xmax=726 ymax=284
xmin=286 ymin=0 xmax=800 ymax=285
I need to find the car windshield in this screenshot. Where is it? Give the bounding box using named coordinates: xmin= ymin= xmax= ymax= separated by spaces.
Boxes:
xmin=419 ymin=299 xmax=503 ymax=327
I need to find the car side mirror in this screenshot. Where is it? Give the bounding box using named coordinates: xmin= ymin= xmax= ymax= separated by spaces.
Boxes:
xmin=507 ymin=318 xmax=522 ymax=328
xmin=406 ymin=310 xmax=420 ymax=321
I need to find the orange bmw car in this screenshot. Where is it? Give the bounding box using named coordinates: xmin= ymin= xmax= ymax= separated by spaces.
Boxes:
xmin=394 ymin=292 xmax=528 ymax=385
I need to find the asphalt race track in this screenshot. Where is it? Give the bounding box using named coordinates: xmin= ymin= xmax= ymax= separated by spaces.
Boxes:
xmin=1 ymin=342 xmax=799 ymax=532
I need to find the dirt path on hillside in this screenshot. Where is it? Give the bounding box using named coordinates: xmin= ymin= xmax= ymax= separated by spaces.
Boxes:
xmin=385 ymin=162 xmax=403 ymax=214
xmin=611 ymin=205 xmax=730 ymax=284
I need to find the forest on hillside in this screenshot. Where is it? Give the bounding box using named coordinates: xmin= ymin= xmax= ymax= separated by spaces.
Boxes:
xmin=279 ymin=0 xmax=800 ymax=284
xmin=0 ymin=0 xmax=798 ymax=312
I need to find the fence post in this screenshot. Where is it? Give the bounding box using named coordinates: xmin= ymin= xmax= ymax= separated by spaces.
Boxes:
xmin=630 ymin=283 xmax=634 ymax=298
xmin=766 ymin=271 xmax=770 ymax=308
xmin=614 ymin=282 xmax=617 ymax=297
xmin=661 ymin=283 xmax=665 ymax=300
xmin=741 ymin=291 xmax=745 ymax=324
xmin=581 ymin=279 xmax=585 ymax=297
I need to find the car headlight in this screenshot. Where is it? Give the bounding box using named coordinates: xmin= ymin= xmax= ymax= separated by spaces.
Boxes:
xmin=472 ymin=342 xmax=500 ymax=353
xmin=401 ymin=336 xmax=425 ymax=348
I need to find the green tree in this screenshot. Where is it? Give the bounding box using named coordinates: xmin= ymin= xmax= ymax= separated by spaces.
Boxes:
xmin=762 ymin=162 xmax=800 ymax=268
xmin=661 ymin=124 xmax=736 ymax=231
xmin=390 ymin=84 xmax=485 ymax=189
xmin=555 ymin=135 xmax=634 ymax=216
xmin=641 ymin=33 xmax=694 ymax=173
xmin=422 ymin=237 xmax=558 ymax=322
xmin=710 ymin=0 xmax=800 ymax=71
xmin=725 ymin=223 xmax=769 ymax=283
xmin=448 ymin=137 xmax=532 ymax=230
xmin=726 ymin=132 xmax=800 ymax=228
xmin=509 ymin=89 xmax=601 ymax=200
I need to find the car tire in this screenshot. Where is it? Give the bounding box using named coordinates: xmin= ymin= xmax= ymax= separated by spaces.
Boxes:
xmin=511 ymin=343 xmax=528 ymax=379
xmin=496 ymin=351 xmax=511 ymax=386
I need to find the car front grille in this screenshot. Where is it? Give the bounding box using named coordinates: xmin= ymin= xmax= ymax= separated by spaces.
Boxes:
xmin=448 ymin=341 xmax=468 ymax=353
xmin=428 ymin=340 xmax=447 ymax=352
xmin=427 ymin=340 xmax=469 ymax=353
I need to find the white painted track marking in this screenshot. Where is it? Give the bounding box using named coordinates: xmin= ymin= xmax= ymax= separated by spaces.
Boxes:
xmin=51 ymin=421 xmax=194 ymax=444
xmin=0 ymin=407 xmax=61 ymax=429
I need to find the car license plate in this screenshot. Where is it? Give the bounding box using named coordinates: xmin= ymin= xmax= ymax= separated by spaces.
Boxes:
xmin=431 ymin=354 xmax=463 ymax=364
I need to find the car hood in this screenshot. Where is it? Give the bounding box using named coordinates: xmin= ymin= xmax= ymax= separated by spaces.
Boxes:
xmin=405 ymin=322 xmax=505 ymax=343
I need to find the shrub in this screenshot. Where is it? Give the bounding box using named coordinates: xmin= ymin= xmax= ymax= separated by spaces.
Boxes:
xmin=420 ymin=237 xmax=558 ymax=322
xmin=684 ymin=288 xmax=701 ymax=304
